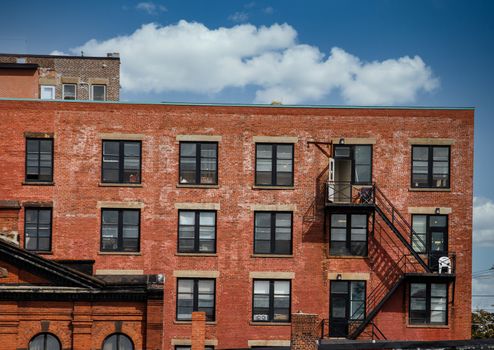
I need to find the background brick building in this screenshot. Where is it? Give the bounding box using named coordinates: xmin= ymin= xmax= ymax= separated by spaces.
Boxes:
xmin=0 ymin=54 xmax=120 ymax=101
xmin=0 ymin=99 xmax=473 ymax=349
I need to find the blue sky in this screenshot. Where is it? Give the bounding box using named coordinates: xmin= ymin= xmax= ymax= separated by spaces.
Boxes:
xmin=1 ymin=0 xmax=494 ymax=308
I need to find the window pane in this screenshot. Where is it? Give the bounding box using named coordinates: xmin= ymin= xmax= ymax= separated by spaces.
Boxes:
xmin=413 ymin=147 xmax=429 ymax=161
xmin=123 ymin=210 xmax=139 ymax=225
xmin=254 ymin=280 xmax=270 ymax=294
xmin=334 ymin=146 xmax=350 ymax=158
xmin=433 ymin=147 xmax=449 ymax=161
xmin=410 ymin=283 xmax=426 ymax=298
xmin=257 ymin=144 xmax=272 ymax=158
xmin=201 ymin=143 xmax=217 ymax=158
xmin=181 ymin=143 xmax=196 ymax=157
xmin=200 ymin=212 xmax=215 ymax=226
xmin=92 ymin=85 xmax=106 ymax=101
xmin=331 ymin=214 xmax=347 ymax=227
xmin=431 ymin=283 xmax=447 ymax=297
xmin=274 ymin=281 xmax=290 ymax=295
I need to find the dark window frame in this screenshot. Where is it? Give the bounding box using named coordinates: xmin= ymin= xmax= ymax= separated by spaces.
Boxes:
xmin=101 ymin=140 xmax=142 ymax=184
xmin=25 ymin=137 xmax=54 ymax=183
xmin=179 ymin=141 xmax=218 ymax=185
xmin=255 ymin=143 xmax=294 ymax=187
xmin=330 ymin=280 xmax=367 ymax=321
xmin=176 ymin=278 xmax=216 ymax=321
xmin=28 ymin=332 xmax=61 ymax=350
xmin=253 ymin=211 xmax=293 ymax=255
xmin=411 ymin=145 xmax=451 ymax=189
xmin=24 ymin=207 xmax=52 ymax=252
xmin=411 ymin=214 xmax=449 ymax=254
xmin=409 ymin=282 xmax=448 ymax=325
xmin=102 ymin=333 xmax=134 ymax=350
xmin=252 ymin=279 xmax=292 ymax=323
xmin=62 ymin=83 xmax=76 ymax=100
xmin=91 ymin=84 xmax=107 ymax=101
xmin=329 ymin=213 xmax=369 ymax=257
xmin=177 ymin=210 xmax=217 ymax=253
xmin=333 ymin=144 xmax=373 ymax=185
xmin=100 ymin=209 xmax=140 ymax=252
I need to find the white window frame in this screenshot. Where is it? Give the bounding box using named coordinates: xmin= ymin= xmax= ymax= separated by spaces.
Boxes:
xmin=91 ymin=84 xmax=107 ymax=101
xmin=40 ymin=85 xmax=56 ymax=100
xmin=62 ymin=84 xmax=77 ymax=100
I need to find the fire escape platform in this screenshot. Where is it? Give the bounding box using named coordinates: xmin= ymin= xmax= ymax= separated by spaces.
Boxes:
xmin=404 ymin=272 xmax=456 ymax=281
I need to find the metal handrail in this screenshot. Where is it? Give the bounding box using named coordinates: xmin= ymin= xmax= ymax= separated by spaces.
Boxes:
xmin=326 ymin=181 xmax=375 ymax=204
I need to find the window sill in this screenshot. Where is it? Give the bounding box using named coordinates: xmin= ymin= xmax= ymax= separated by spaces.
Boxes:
xmin=174 ymin=320 xmax=217 ymax=325
xmin=176 ymin=253 xmax=218 ymax=257
xmin=251 ymin=254 xmax=294 ymax=258
xmin=176 ymin=184 xmax=220 ymax=189
xmin=327 ymin=255 xmax=368 ymax=259
xmin=22 ymin=181 xmax=54 ymax=186
xmin=98 ymin=252 xmax=141 ymax=256
xmin=99 ymin=183 xmax=143 ymax=187
xmin=409 ymin=187 xmax=451 ymax=192
xmin=30 ymin=251 xmax=53 ymax=255
xmin=252 ymin=186 xmax=295 ymax=190
xmin=407 ymin=324 xmax=449 ymax=329
xmin=250 ymin=322 xmax=291 ymax=326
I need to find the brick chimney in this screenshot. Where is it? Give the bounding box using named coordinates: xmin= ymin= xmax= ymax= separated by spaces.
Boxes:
xmin=291 ymin=313 xmax=319 ymax=350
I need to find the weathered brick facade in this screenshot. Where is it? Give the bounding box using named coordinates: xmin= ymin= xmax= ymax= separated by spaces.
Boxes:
xmin=0 ymin=99 xmax=473 ymax=349
xmin=0 ymin=54 xmax=120 ymax=100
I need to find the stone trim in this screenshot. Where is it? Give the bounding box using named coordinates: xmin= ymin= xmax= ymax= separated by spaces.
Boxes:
xmin=328 ymin=272 xmax=370 ymax=280
xmin=173 ymin=270 xmax=220 ymax=278
xmin=253 ymin=136 xmax=298 ymax=143
xmin=248 ymin=340 xmax=291 ymax=347
xmin=38 ymin=78 xmax=57 ymax=85
xmin=61 ymin=77 xmax=80 ymax=84
xmin=249 ymin=272 xmax=295 ymax=279
xmin=408 ymin=207 xmax=452 ymax=215
xmin=171 ymin=339 xmax=218 ymax=346
xmin=331 ymin=137 xmax=377 ymax=145
xmin=24 ymin=132 xmax=54 ymax=139
xmin=176 ymin=135 xmax=222 ymax=142
xmin=95 ymin=269 xmax=144 ymax=275
xmin=250 ymin=204 xmax=296 ymax=211
xmin=23 ymin=201 xmax=53 ymax=208
xmin=174 ymin=203 xmax=220 ymax=210
xmin=0 ymin=200 xmax=20 ymax=209
xmin=98 ymin=132 xmax=145 ymax=140
xmin=408 ymin=138 xmax=455 ymax=145
xmin=88 ymin=78 xmax=109 ymax=85
xmin=97 ymin=201 xmax=144 ymax=209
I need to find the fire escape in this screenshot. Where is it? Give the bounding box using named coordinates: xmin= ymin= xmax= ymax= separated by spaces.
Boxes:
xmin=323 ymin=181 xmax=456 ymax=340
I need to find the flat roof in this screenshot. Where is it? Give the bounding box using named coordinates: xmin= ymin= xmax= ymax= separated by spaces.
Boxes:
xmin=0 ymin=97 xmax=475 ymax=110
xmin=0 ymin=63 xmax=38 ymax=70
xmin=0 ymin=53 xmax=119 ymax=60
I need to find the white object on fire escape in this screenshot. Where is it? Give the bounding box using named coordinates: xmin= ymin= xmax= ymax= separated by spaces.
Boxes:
xmin=328 ymin=157 xmax=335 ymax=203
xmin=438 ymin=256 xmax=452 ymax=274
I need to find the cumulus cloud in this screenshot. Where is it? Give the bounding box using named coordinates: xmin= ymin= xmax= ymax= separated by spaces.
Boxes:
xmin=228 ymin=12 xmax=249 ymax=23
xmin=69 ymin=21 xmax=439 ymax=104
xmin=473 ymin=197 xmax=494 ymax=246
xmin=136 ymin=2 xmax=167 ymax=15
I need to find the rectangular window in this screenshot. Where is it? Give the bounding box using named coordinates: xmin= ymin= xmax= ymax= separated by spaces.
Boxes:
xmin=330 ymin=213 xmax=368 ymax=256
xmin=411 ymin=215 xmax=448 ymax=254
xmin=412 ymin=146 xmax=450 ymax=188
xmin=91 ymin=85 xmax=106 ymax=101
xmin=25 ymin=138 xmax=53 ymax=182
xmin=179 ymin=142 xmax=218 ymax=185
xmin=176 ymin=278 xmax=215 ymax=321
xmin=178 ymin=210 xmax=216 ymax=253
xmin=254 ymin=212 xmax=292 ymax=255
xmin=40 ymin=85 xmax=55 ymax=100
xmin=333 ymin=145 xmax=372 ymax=184
xmin=102 ymin=140 xmax=141 ymax=183
xmin=255 ymin=143 xmax=294 ymax=186
xmin=252 ymin=280 xmax=291 ymax=322
xmin=410 ymin=282 xmax=448 ymax=325
xmin=101 ymin=209 xmax=140 ymax=252
xmin=24 ymin=208 xmax=52 ymax=252
xmin=62 ymin=84 xmax=76 ymax=100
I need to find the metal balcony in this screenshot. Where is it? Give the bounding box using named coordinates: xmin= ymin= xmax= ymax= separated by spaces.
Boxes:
xmin=325 ymin=181 xmax=375 ymax=207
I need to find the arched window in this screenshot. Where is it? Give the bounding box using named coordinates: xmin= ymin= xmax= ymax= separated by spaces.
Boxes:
xmin=28 ymin=333 xmax=61 ymax=350
xmin=103 ymin=333 xmax=134 ymax=350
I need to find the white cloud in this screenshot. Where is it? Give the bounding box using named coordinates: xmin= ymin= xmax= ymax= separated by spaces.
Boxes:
xmin=228 ymin=12 xmax=249 ymax=23
xmin=49 ymin=50 xmax=67 ymax=56
xmin=474 ymin=197 xmax=494 ymax=246
xmin=69 ymin=21 xmax=439 ymax=104
xmin=263 ymin=6 xmax=274 ymax=14
xmin=136 ymin=2 xmax=167 ymax=15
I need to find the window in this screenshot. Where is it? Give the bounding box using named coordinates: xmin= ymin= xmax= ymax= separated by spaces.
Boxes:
xmin=40 ymin=85 xmax=55 ymax=100
xmin=179 ymin=142 xmax=218 ymax=185
xmin=330 ymin=280 xmax=366 ymax=321
xmin=102 ymin=333 xmax=134 ymax=350
xmin=26 ymin=138 xmax=53 ymax=182
xmin=29 ymin=333 xmax=61 ymax=350
xmin=25 ymin=208 xmax=52 ymax=252
xmin=255 ymin=143 xmax=294 ymax=186
xmin=333 ymin=145 xmax=372 ymax=184
xmin=330 ymin=214 xmax=368 ymax=256
xmin=409 ymin=282 xmax=448 ymax=325
xmin=62 ymin=84 xmax=76 ymax=100
xmin=91 ymin=85 xmax=106 ymax=101
xmin=101 ymin=209 xmax=140 ymax=252
xmin=411 ymin=146 xmax=450 ymax=188
xmin=411 ymin=215 xmax=448 ymax=254
xmin=254 ymin=212 xmax=292 ymax=255
xmin=178 ymin=210 xmax=216 ymax=253
xmin=102 ymin=141 xmax=141 ymax=184
xmin=176 ymin=278 xmax=215 ymax=321
xmin=252 ymin=280 xmax=291 ymax=322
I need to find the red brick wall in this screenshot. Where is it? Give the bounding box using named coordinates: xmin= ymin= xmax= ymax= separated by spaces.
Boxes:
xmin=0 ymin=100 xmax=474 ymax=348
xmin=0 ymin=69 xmax=38 ymax=98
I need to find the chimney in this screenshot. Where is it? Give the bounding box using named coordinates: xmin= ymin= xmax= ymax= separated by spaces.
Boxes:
xmin=107 ymin=52 xmax=120 ymax=58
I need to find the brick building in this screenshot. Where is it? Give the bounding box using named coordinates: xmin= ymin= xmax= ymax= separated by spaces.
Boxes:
xmin=0 ymin=53 xmax=120 ymax=101
xmin=0 ymin=99 xmax=473 ymax=349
